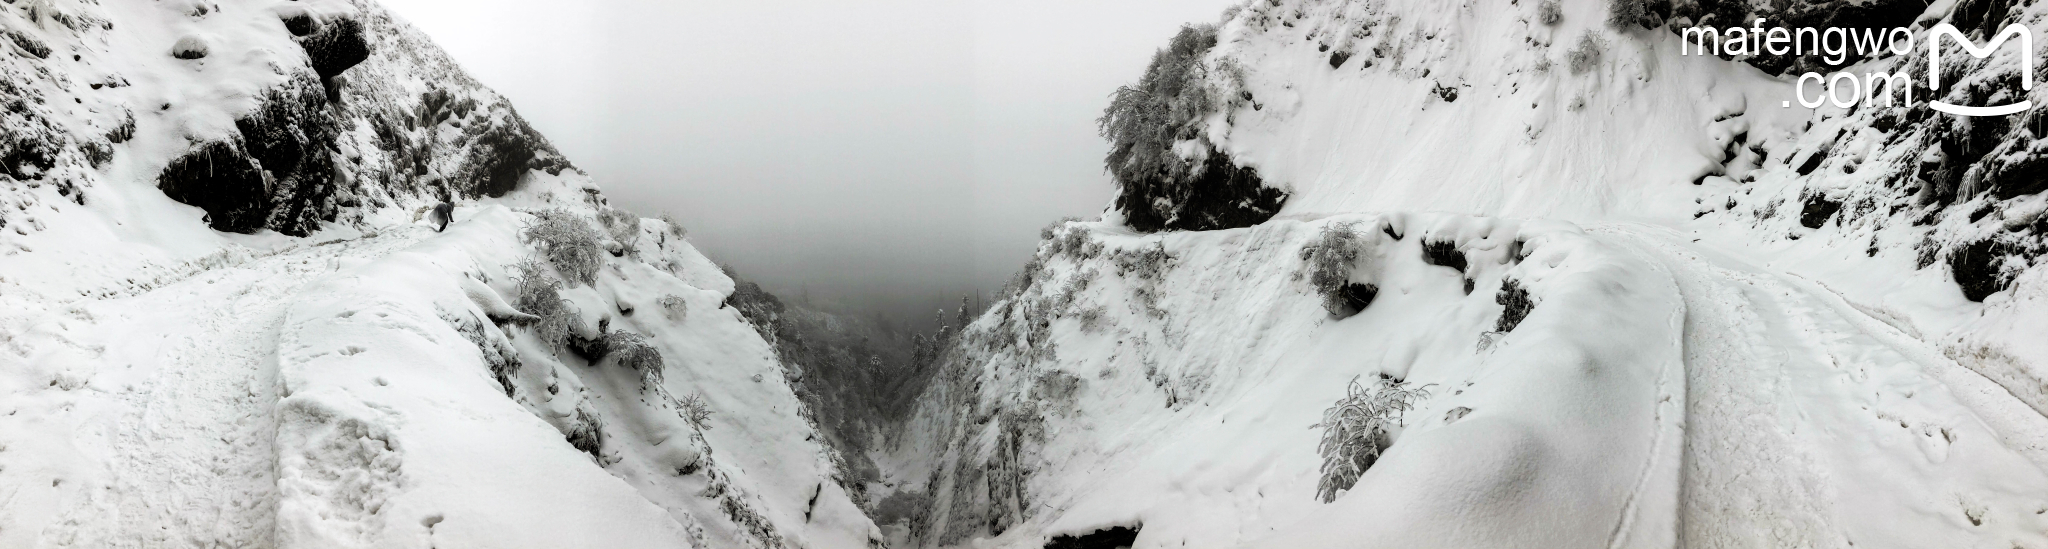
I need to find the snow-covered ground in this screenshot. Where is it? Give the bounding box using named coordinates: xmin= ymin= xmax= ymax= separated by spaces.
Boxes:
xmin=895 ymin=214 xmax=2048 ymax=548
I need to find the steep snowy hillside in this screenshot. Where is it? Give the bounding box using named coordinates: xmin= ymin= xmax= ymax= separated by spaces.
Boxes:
xmin=892 ymin=0 xmax=2048 ymax=547
xmin=0 ymin=1 xmax=880 ymax=548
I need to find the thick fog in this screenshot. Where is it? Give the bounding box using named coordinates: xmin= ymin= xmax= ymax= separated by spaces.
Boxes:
xmin=378 ymin=0 xmax=1241 ymax=328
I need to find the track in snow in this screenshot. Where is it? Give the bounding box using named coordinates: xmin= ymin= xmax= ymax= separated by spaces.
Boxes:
xmin=1600 ymin=225 xmax=2048 ymax=549
xmin=1 ymin=229 xmax=426 ymax=548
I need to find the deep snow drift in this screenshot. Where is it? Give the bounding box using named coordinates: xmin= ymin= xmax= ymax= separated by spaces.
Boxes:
xmin=0 ymin=1 xmax=881 ymax=547
xmin=884 ymin=0 xmax=2048 ymax=547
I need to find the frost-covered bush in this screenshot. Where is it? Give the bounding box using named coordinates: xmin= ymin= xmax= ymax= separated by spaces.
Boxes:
xmin=659 ymin=212 xmax=688 ymax=240
xmin=1303 ymin=223 xmax=1365 ymax=315
xmin=511 ymin=258 xmax=580 ymax=351
xmin=679 ymin=392 xmax=714 ymax=431
xmin=1052 ymin=271 xmax=1092 ymax=312
xmin=1100 ymin=24 xmax=1217 ymax=200
xmin=1032 ymin=370 xmax=1084 ymax=412
xmin=658 ymin=294 xmax=689 ymax=322
xmin=599 ymin=207 xmax=640 ymax=255
xmin=521 ymin=209 xmax=604 ymax=286
xmin=1112 ymin=243 xmax=1173 ymax=281
xmin=1044 ymin=219 xmax=1103 ymax=259
xmin=1313 ymin=376 xmax=1431 ymax=503
xmin=564 ymin=404 xmax=605 ymax=459
xmin=1537 ymin=0 xmax=1562 ymax=25
xmin=602 ymin=331 xmax=665 ymax=390
xmin=1099 ymin=24 xmax=1286 ymax=232
xmin=1566 ymin=33 xmax=1606 ymax=75
xmin=1496 ymin=278 xmax=1536 ymax=332
xmin=1077 ymin=306 xmax=1108 ymax=334
xmin=1607 ymin=0 xmax=1665 ymax=30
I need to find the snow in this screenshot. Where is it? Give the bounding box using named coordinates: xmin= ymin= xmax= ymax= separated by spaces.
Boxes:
xmin=900 ymin=212 xmax=2048 ymax=548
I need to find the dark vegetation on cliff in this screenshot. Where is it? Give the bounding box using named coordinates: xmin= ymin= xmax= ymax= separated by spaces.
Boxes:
xmin=1099 ymin=24 xmax=1287 ymax=233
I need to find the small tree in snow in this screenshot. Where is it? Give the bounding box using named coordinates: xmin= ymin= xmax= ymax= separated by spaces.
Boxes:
xmin=602 ymin=330 xmax=664 ymax=390
xmin=659 ymin=212 xmax=688 ymax=240
xmin=1302 ymin=223 xmax=1365 ymax=315
xmin=511 ymin=257 xmax=580 ymax=352
xmin=521 ymin=209 xmax=604 ymax=287
xmin=598 ymin=207 xmax=640 ymax=257
xmin=1312 ymin=376 xmax=1432 ymax=503
xmin=679 ymin=393 xmax=714 ymax=430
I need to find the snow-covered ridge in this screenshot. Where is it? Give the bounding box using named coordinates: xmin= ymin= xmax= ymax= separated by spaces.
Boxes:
xmin=0 ymin=1 xmax=883 ymax=547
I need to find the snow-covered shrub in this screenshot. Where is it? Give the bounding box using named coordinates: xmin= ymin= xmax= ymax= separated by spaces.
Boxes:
xmin=564 ymin=404 xmax=606 ymax=459
xmin=170 ymin=35 xmax=209 ymax=59
xmin=1112 ymin=243 xmax=1173 ymax=281
xmin=598 ymin=207 xmax=640 ymax=256
xmin=520 ymin=209 xmax=604 ymax=287
xmin=1077 ymin=306 xmax=1108 ymax=334
xmin=1302 ymin=223 xmax=1368 ymax=316
xmin=1537 ymin=0 xmax=1563 ymax=25
xmin=442 ymin=308 xmax=523 ymax=397
xmin=1102 ymin=243 xmax=1174 ymax=319
xmin=1100 ymin=24 xmax=1216 ymax=201
xmin=679 ymin=392 xmax=714 ymax=431
xmin=1052 ymin=271 xmax=1093 ymax=312
xmin=658 ymin=294 xmax=689 ymax=322
xmin=1099 ymin=24 xmax=1286 ymax=232
xmin=1566 ymin=33 xmax=1606 ymax=75
xmin=1607 ymin=0 xmax=1645 ymax=29
xmin=1045 ymin=219 xmax=1102 ymax=259
xmin=602 ymin=331 xmax=665 ymax=390
xmin=659 ymin=212 xmax=688 ymax=240
xmin=1496 ymin=278 xmax=1536 ymax=332
xmin=511 ymin=258 xmax=580 ymax=351
xmin=1313 ymin=376 xmax=1432 ymax=503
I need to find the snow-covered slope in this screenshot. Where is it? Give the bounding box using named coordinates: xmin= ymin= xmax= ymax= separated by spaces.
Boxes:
xmin=892 ymin=0 xmax=2048 ymax=547
xmin=0 ymin=1 xmax=880 ymax=547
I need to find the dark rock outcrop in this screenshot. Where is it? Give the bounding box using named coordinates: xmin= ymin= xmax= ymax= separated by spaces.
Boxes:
xmin=157 ymin=140 xmax=270 ymax=233
xmin=1118 ymin=149 xmax=1288 ymax=233
xmin=1044 ymin=526 xmax=1141 ymax=549
xmin=1800 ymin=191 xmax=1842 ymax=229
xmin=1950 ymin=238 xmax=2015 ymax=301
xmin=296 ymin=15 xmax=370 ymax=80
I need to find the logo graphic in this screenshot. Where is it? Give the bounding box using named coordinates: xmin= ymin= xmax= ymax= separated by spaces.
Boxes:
xmin=1928 ymin=23 xmax=2033 ymax=117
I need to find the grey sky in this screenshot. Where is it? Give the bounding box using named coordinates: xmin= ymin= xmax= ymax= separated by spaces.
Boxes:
xmin=378 ymin=0 xmax=1241 ymax=326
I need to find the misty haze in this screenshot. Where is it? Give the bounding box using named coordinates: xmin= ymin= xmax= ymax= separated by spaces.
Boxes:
xmin=375 ymin=0 xmax=1243 ymax=329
